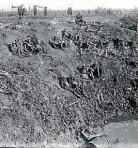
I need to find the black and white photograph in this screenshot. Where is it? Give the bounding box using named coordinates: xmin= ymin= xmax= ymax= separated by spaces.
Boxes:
xmin=0 ymin=0 xmax=138 ymax=147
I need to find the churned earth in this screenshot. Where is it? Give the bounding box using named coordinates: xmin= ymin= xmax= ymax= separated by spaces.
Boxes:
xmin=0 ymin=10 xmax=138 ymax=147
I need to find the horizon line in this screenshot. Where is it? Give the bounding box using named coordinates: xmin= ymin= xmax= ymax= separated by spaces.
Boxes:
xmin=1 ymin=7 xmax=138 ymax=11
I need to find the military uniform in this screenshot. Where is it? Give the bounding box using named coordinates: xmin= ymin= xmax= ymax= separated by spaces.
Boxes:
xmin=33 ymin=5 xmax=37 ymax=16
xmin=44 ymin=7 xmax=47 ymax=16
xmin=75 ymin=13 xmax=83 ymax=24
xmin=18 ymin=5 xmax=23 ymax=18
xmin=67 ymin=7 xmax=72 ymax=15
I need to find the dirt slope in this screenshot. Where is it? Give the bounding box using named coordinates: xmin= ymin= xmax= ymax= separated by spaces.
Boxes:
xmin=0 ymin=11 xmax=138 ymax=147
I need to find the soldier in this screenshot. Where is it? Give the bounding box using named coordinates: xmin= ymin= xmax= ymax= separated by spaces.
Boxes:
xmin=29 ymin=5 xmax=31 ymax=11
xmin=33 ymin=5 xmax=37 ymax=16
xmin=63 ymin=29 xmax=72 ymax=40
xmin=50 ymin=36 xmax=59 ymax=49
xmin=23 ymin=36 xmax=34 ymax=53
xmin=18 ymin=4 xmax=24 ymax=18
xmin=75 ymin=32 xmax=81 ymax=41
xmin=31 ymin=34 xmax=39 ymax=47
xmin=102 ymin=37 xmax=109 ymax=49
xmin=61 ymin=29 xmax=66 ymax=40
xmin=67 ymin=7 xmax=72 ymax=16
xmin=44 ymin=7 xmax=47 ymax=16
xmin=58 ymin=76 xmax=69 ymax=89
xmin=127 ymin=40 xmax=137 ymax=55
xmin=90 ymin=62 xmax=102 ymax=78
xmin=65 ymin=76 xmax=75 ymax=89
xmin=75 ymin=12 xmax=83 ymax=24
xmin=102 ymin=37 xmax=109 ymax=57
xmin=11 ymin=42 xmax=18 ymax=55
xmin=22 ymin=5 xmax=27 ymax=17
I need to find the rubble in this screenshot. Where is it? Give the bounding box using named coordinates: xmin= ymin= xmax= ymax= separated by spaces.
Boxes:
xmin=0 ymin=9 xmax=138 ymax=146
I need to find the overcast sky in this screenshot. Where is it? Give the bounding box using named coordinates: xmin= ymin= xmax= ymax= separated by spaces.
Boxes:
xmin=0 ymin=0 xmax=138 ymax=11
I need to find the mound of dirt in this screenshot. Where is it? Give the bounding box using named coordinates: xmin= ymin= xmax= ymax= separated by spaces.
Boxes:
xmin=0 ymin=11 xmax=138 ymax=147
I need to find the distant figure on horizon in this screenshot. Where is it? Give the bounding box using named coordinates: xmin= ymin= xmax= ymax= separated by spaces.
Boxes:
xmin=75 ymin=12 xmax=83 ymax=24
xmin=44 ymin=7 xmax=47 ymax=16
xmin=29 ymin=5 xmax=31 ymax=11
xmin=33 ymin=5 xmax=37 ymax=16
xmin=67 ymin=7 xmax=72 ymax=16
xmin=18 ymin=4 xmax=27 ymax=18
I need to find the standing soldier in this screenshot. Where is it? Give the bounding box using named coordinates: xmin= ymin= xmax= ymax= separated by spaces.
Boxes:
xmin=44 ymin=7 xmax=47 ymax=16
xmin=67 ymin=7 xmax=72 ymax=16
xmin=18 ymin=4 xmax=24 ymax=18
xmin=75 ymin=12 xmax=83 ymax=24
xmin=22 ymin=5 xmax=27 ymax=17
xmin=33 ymin=5 xmax=37 ymax=16
xmin=29 ymin=5 xmax=31 ymax=11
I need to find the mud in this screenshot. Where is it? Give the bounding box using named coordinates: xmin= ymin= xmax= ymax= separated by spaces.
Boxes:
xmin=0 ymin=10 xmax=138 ymax=147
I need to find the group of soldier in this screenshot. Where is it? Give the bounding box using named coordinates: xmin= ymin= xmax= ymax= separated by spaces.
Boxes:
xmin=77 ymin=62 xmax=102 ymax=80
xmin=15 ymin=4 xmax=27 ymax=18
xmin=33 ymin=5 xmax=48 ymax=17
xmin=7 ymin=35 xmax=44 ymax=57
xmin=15 ymin=4 xmax=85 ymax=21
xmin=58 ymin=75 xmax=86 ymax=98
xmin=14 ymin=4 xmax=48 ymax=18
xmin=49 ymin=35 xmax=68 ymax=50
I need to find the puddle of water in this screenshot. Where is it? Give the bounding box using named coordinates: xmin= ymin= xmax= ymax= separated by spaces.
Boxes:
xmin=93 ymin=115 xmax=138 ymax=148
xmin=104 ymin=120 xmax=138 ymax=144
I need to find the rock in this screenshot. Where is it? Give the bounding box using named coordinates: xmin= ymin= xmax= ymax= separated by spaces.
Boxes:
xmin=16 ymin=25 xmax=23 ymax=29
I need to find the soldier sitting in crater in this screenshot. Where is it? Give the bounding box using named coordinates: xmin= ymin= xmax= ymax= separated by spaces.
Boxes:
xmin=58 ymin=76 xmax=68 ymax=89
xmin=126 ymin=40 xmax=137 ymax=55
xmin=102 ymin=38 xmax=109 ymax=49
xmin=31 ymin=35 xmax=39 ymax=47
xmin=61 ymin=29 xmax=66 ymax=40
xmin=11 ymin=42 xmax=18 ymax=54
xmin=75 ymin=33 xmax=81 ymax=42
xmin=90 ymin=63 xmax=102 ymax=78
xmin=61 ymin=29 xmax=72 ymax=41
xmin=49 ymin=36 xmax=67 ymax=50
xmin=23 ymin=36 xmax=35 ymax=53
xmin=77 ymin=64 xmax=89 ymax=79
xmin=79 ymin=37 xmax=89 ymax=49
xmin=77 ymin=64 xmax=87 ymax=74
xmin=49 ymin=36 xmax=59 ymax=49
xmin=66 ymin=76 xmax=78 ymax=89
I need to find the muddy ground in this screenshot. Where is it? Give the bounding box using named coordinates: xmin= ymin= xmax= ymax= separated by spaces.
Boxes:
xmin=0 ymin=10 xmax=138 ymax=147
